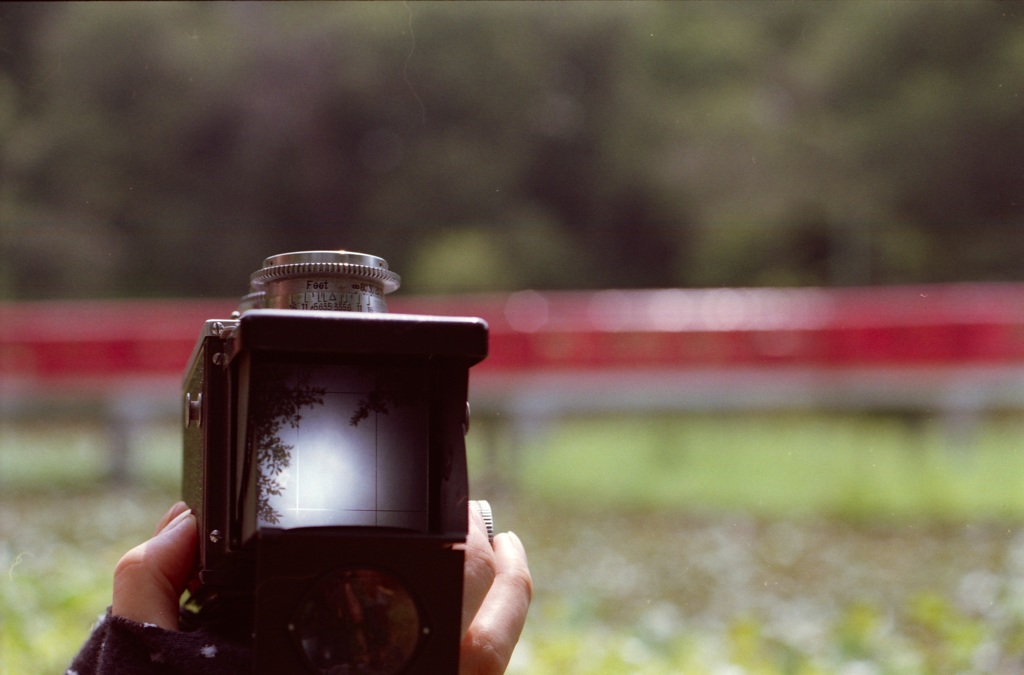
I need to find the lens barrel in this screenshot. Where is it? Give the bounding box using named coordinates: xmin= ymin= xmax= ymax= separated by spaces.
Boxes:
xmin=290 ymin=567 xmax=421 ymax=675
xmin=243 ymin=250 xmax=401 ymax=313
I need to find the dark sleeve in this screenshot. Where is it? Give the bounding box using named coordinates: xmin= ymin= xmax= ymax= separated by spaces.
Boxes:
xmin=66 ymin=609 xmax=250 ymax=675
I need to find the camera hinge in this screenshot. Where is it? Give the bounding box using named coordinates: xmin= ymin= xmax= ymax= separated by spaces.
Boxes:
xmin=204 ymin=320 xmax=240 ymax=367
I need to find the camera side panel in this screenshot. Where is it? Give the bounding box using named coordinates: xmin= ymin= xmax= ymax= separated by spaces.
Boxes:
xmin=182 ymin=325 xmax=236 ymax=584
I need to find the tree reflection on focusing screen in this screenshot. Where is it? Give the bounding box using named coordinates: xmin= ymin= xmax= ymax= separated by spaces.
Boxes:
xmin=248 ymin=364 xmax=429 ymax=531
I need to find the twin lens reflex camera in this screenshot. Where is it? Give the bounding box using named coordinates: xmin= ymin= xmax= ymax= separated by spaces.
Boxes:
xmin=180 ymin=250 xmax=491 ymax=674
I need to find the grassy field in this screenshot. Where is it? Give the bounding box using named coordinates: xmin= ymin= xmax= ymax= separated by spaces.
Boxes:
xmin=4 ymin=412 xmax=1024 ymax=673
xmin=512 ymin=412 xmax=1024 ymax=521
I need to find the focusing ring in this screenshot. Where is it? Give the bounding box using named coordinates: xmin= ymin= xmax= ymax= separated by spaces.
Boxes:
xmin=244 ymin=250 xmax=401 ymax=313
xmin=250 ymin=259 xmax=400 ymax=294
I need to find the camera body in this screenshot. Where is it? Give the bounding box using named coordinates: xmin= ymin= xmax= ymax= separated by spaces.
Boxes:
xmin=180 ymin=252 xmax=488 ymax=674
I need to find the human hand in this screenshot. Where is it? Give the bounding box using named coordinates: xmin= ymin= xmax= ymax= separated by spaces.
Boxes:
xmin=109 ymin=501 xmax=532 ymax=673
xmin=460 ymin=503 xmax=534 ymax=675
xmin=112 ymin=501 xmax=197 ymax=631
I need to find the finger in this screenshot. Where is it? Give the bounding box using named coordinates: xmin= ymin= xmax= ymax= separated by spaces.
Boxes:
xmin=152 ymin=501 xmax=190 ymax=537
xmin=460 ymin=531 xmax=533 ymax=675
xmin=112 ymin=506 xmax=198 ymax=631
xmin=461 ymin=503 xmax=497 ymax=636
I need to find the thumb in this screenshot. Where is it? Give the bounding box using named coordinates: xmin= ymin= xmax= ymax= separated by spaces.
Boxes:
xmin=112 ymin=502 xmax=198 ymax=631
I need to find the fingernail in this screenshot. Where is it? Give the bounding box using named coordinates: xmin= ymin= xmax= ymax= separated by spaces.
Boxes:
xmin=516 ymin=532 xmax=531 ymax=556
xmin=159 ymin=508 xmax=193 ymax=535
xmin=159 ymin=501 xmax=183 ymax=522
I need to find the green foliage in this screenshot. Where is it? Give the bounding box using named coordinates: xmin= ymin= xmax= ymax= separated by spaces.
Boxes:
xmin=514 ymin=412 xmax=1024 ymax=521
xmin=7 ymin=413 xmax=1024 ymax=672
xmin=0 ymin=490 xmax=174 ymax=675
xmin=2 ymin=3 xmax=1023 ymax=299
xmin=506 ymin=509 xmax=1024 ymax=674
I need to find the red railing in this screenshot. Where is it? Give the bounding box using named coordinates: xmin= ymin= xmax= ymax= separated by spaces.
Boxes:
xmin=471 ymin=285 xmax=1024 ymax=372
xmin=4 ymin=284 xmax=1024 ymax=395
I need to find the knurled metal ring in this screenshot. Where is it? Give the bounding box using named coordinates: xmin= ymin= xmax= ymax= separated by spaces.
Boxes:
xmin=250 ymin=262 xmax=400 ymax=293
xmin=470 ymin=499 xmax=495 ymax=544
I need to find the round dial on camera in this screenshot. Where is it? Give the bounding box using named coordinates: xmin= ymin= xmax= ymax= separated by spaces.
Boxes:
xmin=244 ymin=250 xmax=401 ymax=313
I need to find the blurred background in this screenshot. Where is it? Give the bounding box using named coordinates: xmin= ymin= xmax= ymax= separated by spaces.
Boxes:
xmin=3 ymin=2 xmax=1024 ymax=672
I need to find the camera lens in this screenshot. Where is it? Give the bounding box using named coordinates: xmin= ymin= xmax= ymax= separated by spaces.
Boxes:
xmin=247 ymin=250 xmax=401 ymax=313
xmin=290 ymin=567 xmax=423 ymax=675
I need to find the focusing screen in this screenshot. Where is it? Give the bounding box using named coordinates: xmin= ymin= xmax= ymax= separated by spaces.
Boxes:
xmin=248 ymin=363 xmax=429 ymax=531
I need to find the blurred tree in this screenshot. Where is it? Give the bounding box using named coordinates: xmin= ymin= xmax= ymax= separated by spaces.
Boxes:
xmin=1 ymin=1 xmax=1023 ymax=299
